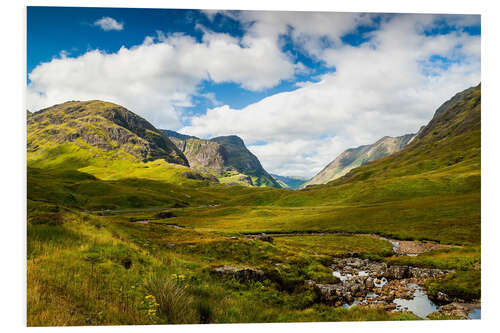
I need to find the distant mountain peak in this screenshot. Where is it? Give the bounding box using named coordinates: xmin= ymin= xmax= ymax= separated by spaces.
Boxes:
xmin=301 ymin=133 xmax=415 ymax=188
xmin=163 ymin=130 xmax=281 ymax=188
xmin=270 ymin=174 xmax=309 ymax=190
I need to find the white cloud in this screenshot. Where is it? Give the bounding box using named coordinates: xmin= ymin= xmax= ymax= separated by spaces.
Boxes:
xmin=181 ymin=14 xmax=480 ymax=177
xmin=27 ymin=30 xmax=297 ymax=128
xmin=94 ymin=17 xmax=124 ymax=31
xmin=28 ymin=12 xmax=480 ymax=178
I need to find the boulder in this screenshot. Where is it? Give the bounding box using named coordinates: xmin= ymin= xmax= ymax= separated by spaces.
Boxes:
xmin=409 ymin=267 xmax=447 ymax=279
xmin=212 ymin=265 xmax=265 ymax=282
xmin=385 ymin=265 xmax=409 ymax=279
xmin=436 ymin=302 xmax=479 ymax=320
xmin=256 ymin=233 xmax=274 ymax=243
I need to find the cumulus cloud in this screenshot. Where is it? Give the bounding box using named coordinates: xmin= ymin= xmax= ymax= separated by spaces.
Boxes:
xmin=94 ymin=17 xmax=124 ymax=31
xmin=28 ymin=12 xmax=480 ymax=178
xmin=181 ymin=14 xmax=480 ymax=177
xmin=27 ymin=29 xmax=296 ymax=128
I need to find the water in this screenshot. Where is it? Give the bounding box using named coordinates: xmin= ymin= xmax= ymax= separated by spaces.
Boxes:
xmin=393 ymin=284 xmax=438 ymax=318
xmin=343 ymin=299 xmax=360 ymax=309
xmin=333 ymin=270 xmax=369 ymax=281
xmin=358 ymin=270 xmax=369 ymax=277
xmin=333 ymin=271 xmax=352 ymax=282
xmin=373 ymin=277 xmax=388 ymax=288
xmin=468 ymin=308 xmax=481 ymax=319
xmin=389 ymin=240 xmax=400 ymax=252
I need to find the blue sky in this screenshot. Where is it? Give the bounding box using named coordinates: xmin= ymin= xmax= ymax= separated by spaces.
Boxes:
xmin=27 ymin=7 xmax=338 ymax=114
xmin=27 ymin=7 xmax=481 ymax=177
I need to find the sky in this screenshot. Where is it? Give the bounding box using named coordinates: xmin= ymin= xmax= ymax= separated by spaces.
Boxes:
xmin=27 ymin=7 xmax=481 ymax=178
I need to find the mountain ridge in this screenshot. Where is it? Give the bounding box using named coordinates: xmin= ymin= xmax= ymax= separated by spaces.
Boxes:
xmin=163 ymin=130 xmax=281 ymax=188
xmin=270 ymin=174 xmax=309 ymax=190
xmin=301 ymin=133 xmax=415 ymax=188
xmin=27 ymin=100 xmax=189 ymax=167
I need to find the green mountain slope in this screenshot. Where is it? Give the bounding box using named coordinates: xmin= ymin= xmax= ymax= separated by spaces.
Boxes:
xmin=301 ymin=134 xmax=415 ymax=188
xmin=26 ymin=100 xmax=229 ymax=209
xmin=270 ymin=174 xmax=309 ymax=189
xmin=332 ymin=84 xmax=480 ymax=186
xmin=163 ymin=130 xmax=281 ymax=188
xmin=28 ymin=100 xmax=189 ymax=168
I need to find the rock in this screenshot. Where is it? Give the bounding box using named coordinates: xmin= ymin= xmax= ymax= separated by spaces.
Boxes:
xmin=385 ymin=265 xmax=409 ymax=279
xmin=436 ymin=302 xmax=479 ymax=320
xmin=230 ymin=237 xmax=238 ymax=240
xmin=212 ymin=265 xmax=265 ymax=282
xmin=366 ymin=278 xmax=375 ymax=289
xmin=384 ymin=303 xmax=397 ymax=310
xmin=155 ymin=211 xmax=176 ymax=219
xmin=409 ymin=267 xmax=447 ymax=279
xmin=256 ymin=233 xmax=274 ymax=243
xmin=182 ymin=171 xmax=206 ymax=180
xmin=435 ymin=291 xmax=452 ymax=303
xmin=121 ymin=258 xmax=132 ymax=269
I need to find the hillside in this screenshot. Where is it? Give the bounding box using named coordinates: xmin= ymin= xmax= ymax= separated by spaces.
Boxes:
xmin=331 ymin=83 xmax=481 ymax=186
xmin=271 ymin=174 xmax=309 ymax=189
xmin=301 ymin=134 xmax=415 ymax=188
xmin=27 ymin=100 xmax=189 ymax=167
xmin=163 ymin=130 xmax=281 ymax=188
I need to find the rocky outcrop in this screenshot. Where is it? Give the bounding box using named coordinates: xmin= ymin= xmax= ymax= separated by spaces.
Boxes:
xmin=169 ymin=136 xmax=227 ymax=175
xmin=212 ymin=265 xmax=265 ymax=282
xmin=163 ymin=130 xmax=281 ymax=188
xmin=255 ymin=233 xmax=274 ymax=243
xmin=433 ymin=302 xmax=480 ymax=320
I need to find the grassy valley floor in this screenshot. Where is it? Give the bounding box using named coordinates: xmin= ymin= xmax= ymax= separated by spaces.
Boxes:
xmin=27 ymin=182 xmax=480 ymax=325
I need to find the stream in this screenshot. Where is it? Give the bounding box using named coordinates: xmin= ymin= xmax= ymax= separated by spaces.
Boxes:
xmin=326 ymin=257 xmax=479 ymax=319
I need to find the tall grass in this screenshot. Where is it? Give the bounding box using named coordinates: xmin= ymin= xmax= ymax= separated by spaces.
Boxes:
xmin=142 ymin=269 xmax=194 ymax=324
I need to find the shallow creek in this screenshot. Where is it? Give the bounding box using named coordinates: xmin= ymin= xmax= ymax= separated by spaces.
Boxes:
xmin=334 ymin=268 xmax=439 ymax=318
xmin=327 ymin=258 xmax=479 ymax=319
xmin=393 ymin=283 xmax=438 ymax=318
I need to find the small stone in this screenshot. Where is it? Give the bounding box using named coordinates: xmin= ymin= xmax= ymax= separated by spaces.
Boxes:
xmin=256 ymin=233 xmax=274 ymax=243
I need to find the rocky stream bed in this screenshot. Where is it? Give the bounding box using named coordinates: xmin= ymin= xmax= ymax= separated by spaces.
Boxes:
xmin=213 ymin=234 xmax=481 ymax=319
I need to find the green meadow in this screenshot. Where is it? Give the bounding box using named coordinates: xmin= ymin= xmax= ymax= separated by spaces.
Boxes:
xmin=26 ymin=86 xmax=481 ymax=325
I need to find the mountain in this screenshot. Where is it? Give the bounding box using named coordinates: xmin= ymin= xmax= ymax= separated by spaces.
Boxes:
xmin=301 ymin=134 xmax=415 ymax=188
xmin=27 ymin=100 xmax=189 ymax=167
xmin=329 ymin=83 xmax=481 ymax=188
xmin=163 ymin=130 xmax=281 ymax=188
xmin=270 ymin=174 xmax=309 ymax=190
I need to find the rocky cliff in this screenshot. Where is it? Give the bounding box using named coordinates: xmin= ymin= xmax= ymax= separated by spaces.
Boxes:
xmin=163 ymin=131 xmax=281 ymax=188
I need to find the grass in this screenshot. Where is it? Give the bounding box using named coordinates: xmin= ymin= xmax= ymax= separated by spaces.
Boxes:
xmin=26 ymin=86 xmax=481 ymax=325
xmin=27 ymin=208 xmax=424 ymax=325
xmin=426 ymin=270 xmax=481 ymax=303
